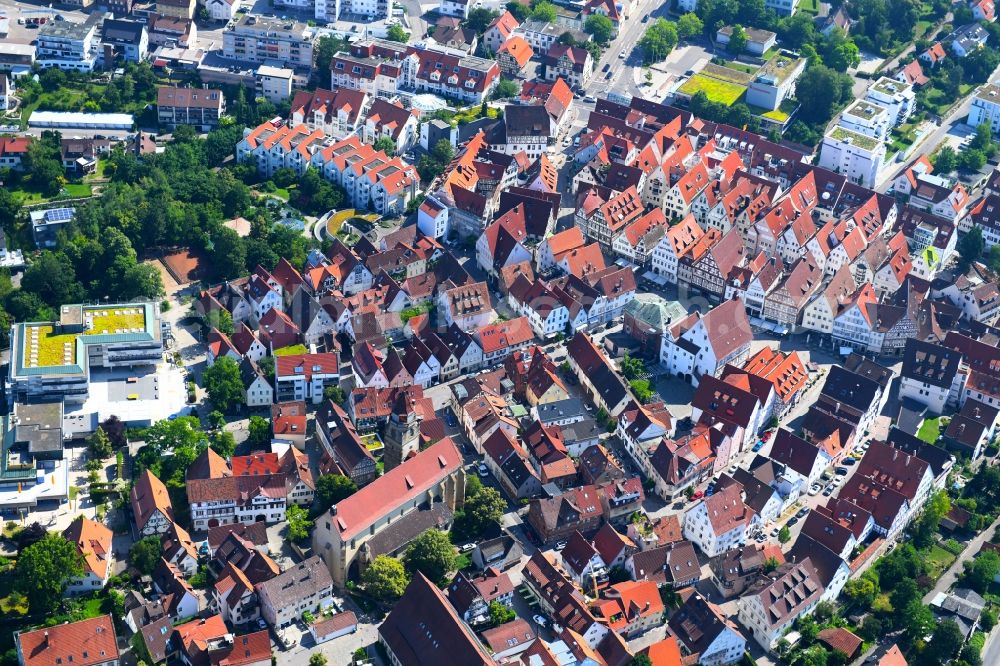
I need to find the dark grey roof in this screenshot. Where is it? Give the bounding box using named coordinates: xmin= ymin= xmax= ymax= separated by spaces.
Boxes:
xmin=256 ymin=556 xmax=332 ymax=609
xmin=535 ymin=397 xmax=588 ymax=424
xmin=102 ymin=19 xmax=146 ymax=43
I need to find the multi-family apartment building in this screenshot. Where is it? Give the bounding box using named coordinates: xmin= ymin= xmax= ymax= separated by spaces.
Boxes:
xmin=157 ymin=86 xmax=225 ymax=132
xmin=864 ymin=76 xmax=915 ymax=127
xmin=745 ymin=54 xmax=805 ymax=112
xmin=222 ymin=15 xmax=314 ymax=70
xmin=36 ymin=14 xmax=101 ymax=71
xmin=969 ymin=84 xmax=1000 ymax=135
xmin=274 ymin=353 xmax=340 ymax=404
xmin=256 ymin=556 xmax=334 ymax=628
xmin=817 ymin=126 xmax=886 ymax=188
xmin=330 ymin=40 xmax=500 ymax=104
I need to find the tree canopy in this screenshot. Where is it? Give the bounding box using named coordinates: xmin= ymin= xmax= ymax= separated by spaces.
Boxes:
xmin=15 ymin=534 xmax=84 ymax=612
xmin=404 ymin=529 xmax=458 ymax=583
xmin=202 ymin=356 xmax=244 ymax=413
xmin=362 ymin=555 xmax=410 ymax=601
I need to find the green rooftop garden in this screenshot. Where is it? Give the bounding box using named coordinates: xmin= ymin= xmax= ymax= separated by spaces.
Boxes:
xmin=678 ymin=75 xmax=747 ymax=106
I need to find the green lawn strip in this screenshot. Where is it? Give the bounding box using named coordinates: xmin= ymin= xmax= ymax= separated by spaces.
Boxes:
xmin=925 ymin=543 xmax=956 ymax=579
xmin=917 ymin=417 xmax=941 ymax=444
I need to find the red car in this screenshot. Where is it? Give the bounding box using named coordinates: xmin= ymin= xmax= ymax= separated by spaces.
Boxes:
xmin=762 ymin=431 xmax=773 ymax=442
xmin=690 ymin=490 xmax=704 ymax=501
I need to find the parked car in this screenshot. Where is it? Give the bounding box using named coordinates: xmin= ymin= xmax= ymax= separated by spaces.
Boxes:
xmin=843 ymin=457 xmax=857 ymax=465
xmin=823 ymin=487 xmax=834 ymax=496
xmin=533 ymin=614 xmax=548 ymax=627
xmin=796 ymin=507 xmax=809 ymax=518
xmin=641 ymin=13 xmax=649 ymax=21
xmin=835 ymin=466 xmax=849 ymax=475
xmin=752 ymin=440 xmax=764 ymax=452
xmin=761 ymin=431 xmax=772 ymax=442
xmin=602 ymin=63 xmax=611 ymax=72
xmin=554 ymin=541 xmax=567 ymax=552
xmin=478 ymin=463 xmax=489 ymax=478
xmin=690 ymin=490 xmax=704 ymax=501
xmin=821 ymin=471 xmax=833 ymax=481
xmin=770 ymin=527 xmax=780 ymax=537
xmin=808 ymin=484 xmax=822 ymax=495
xmin=459 ymin=542 xmax=476 ymax=553
xmin=787 ymin=516 xmax=799 ymax=526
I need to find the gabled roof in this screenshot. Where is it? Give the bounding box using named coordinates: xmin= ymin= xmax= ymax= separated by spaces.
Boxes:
xmin=380 ymin=573 xmax=493 ymax=666
xmin=131 ymin=469 xmax=174 ymax=529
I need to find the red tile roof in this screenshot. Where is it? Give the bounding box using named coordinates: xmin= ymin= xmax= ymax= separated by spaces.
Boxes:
xmin=329 ymin=438 xmax=463 ymax=540
xmin=17 ymin=615 xmax=119 ymax=666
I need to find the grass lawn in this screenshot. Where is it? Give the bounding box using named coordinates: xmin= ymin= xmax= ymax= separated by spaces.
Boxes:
xmin=84 ymin=159 xmax=110 ymax=180
xmin=62 ymin=183 xmax=93 ymax=198
xmin=926 ymin=544 xmax=957 ymax=579
xmin=273 ymin=344 xmax=308 ymax=356
xmin=795 ymin=0 xmax=820 ymax=15
xmin=916 ymin=19 xmax=933 ymax=38
xmin=724 ymin=61 xmax=759 ymax=75
xmin=678 ymin=74 xmax=747 ymax=106
xmin=917 ymin=417 xmax=941 ymax=444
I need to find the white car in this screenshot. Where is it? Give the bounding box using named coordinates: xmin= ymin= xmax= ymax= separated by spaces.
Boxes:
xmin=477 ymin=463 xmax=489 ymax=478
xmin=808 ymin=484 xmax=822 ymax=496
xmin=533 ymin=614 xmax=548 ymax=627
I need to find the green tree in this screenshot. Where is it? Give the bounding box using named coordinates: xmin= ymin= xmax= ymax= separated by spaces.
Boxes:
xmin=778 ymin=526 xmax=791 ymax=543
xmin=312 ymin=35 xmax=350 ymax=85
xmin=489 ymin=600 xmax=516 ymax=625
xmin=386 ymin=24 xmax=410 ymax=43
xmin=820 ymin=28 xmax=860 ymax=72
xmin=308 ymin=654 xmax=328 ymax=666
xmin=727 ymin=25 xmax=748 ymax=54
xmin=676 ymin=12 xmax=704 ymax=39
xmin=903 ymin=598 xmax=934 ymax=640
xmin=373 ymin=136 xmax=397 ymax=155
xmin=965 ymin=550 xmax=1000 ymax=593
xmin=776 ymin=12 xmax=816 ymax=48
xmin=505 ymin=0 xmax=529 ymax=21
xmin=202 ymin=356 xmax=244 ymax=413
xmin=630 ymin=379 xmax=654 ymax=403
xmin=956 ymin=225 xmax=985 ymax=272
xmin=14 ymin=534 xmax=84 ymax=612
xmin=404 ymin=529 xmax=458 ymax=583
xmin=315 ymin=474 xmax=358 ymax=512
xmin=584 ymin=14 xmax=615 ymax=44
xmin=959 ymin=148 xmax=988 ymax=172
xmin=493 ymin=78 xmax=521 ymax=99
xmin=361 ymin=555 xmax=409 ymax=601
xmin=129 ymin=535 xmax=162 ymax=576
xmin=925 ymin=619 xmax=964 ymax=664
xmin=248 ymin=415 xmax=271 ymax=448
xmin=933 ymin=145 xmax=958 ymax=173
xmin=620 ymin=353 xmax=645 ymax=380
xmin=211 ymin=430 xmax=237 ymax=458
xmin=458 ymin=486 xmax=506 ymax=537
xmin=795 ymin=64 xmax=854 ymax=125
xmin=630 ymin=656 xmax=653 ymax=666
xmin=912 ymin=489 xmax=951 ymax=548
xmin=465 ymin=7 xmax=501 ymax=34
xmin=858 ymin=615 xmax=883 ymax=642
xmin=530 ymin=1 xmax=557 ymax=22
xmin=323 ymin=385 xmax=347 ymax=404
xmin=88 ymin=427 xmax=113 ymax=460
xmin=639 ymin=18 xmax=678 ymax=63
xmin=209 ymin=227 xmax=247 ymax=281
xmin=286 ymin=504 xmax=313 ymax=543
xmin=842 ymin=577 xmax=876 ymax=607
